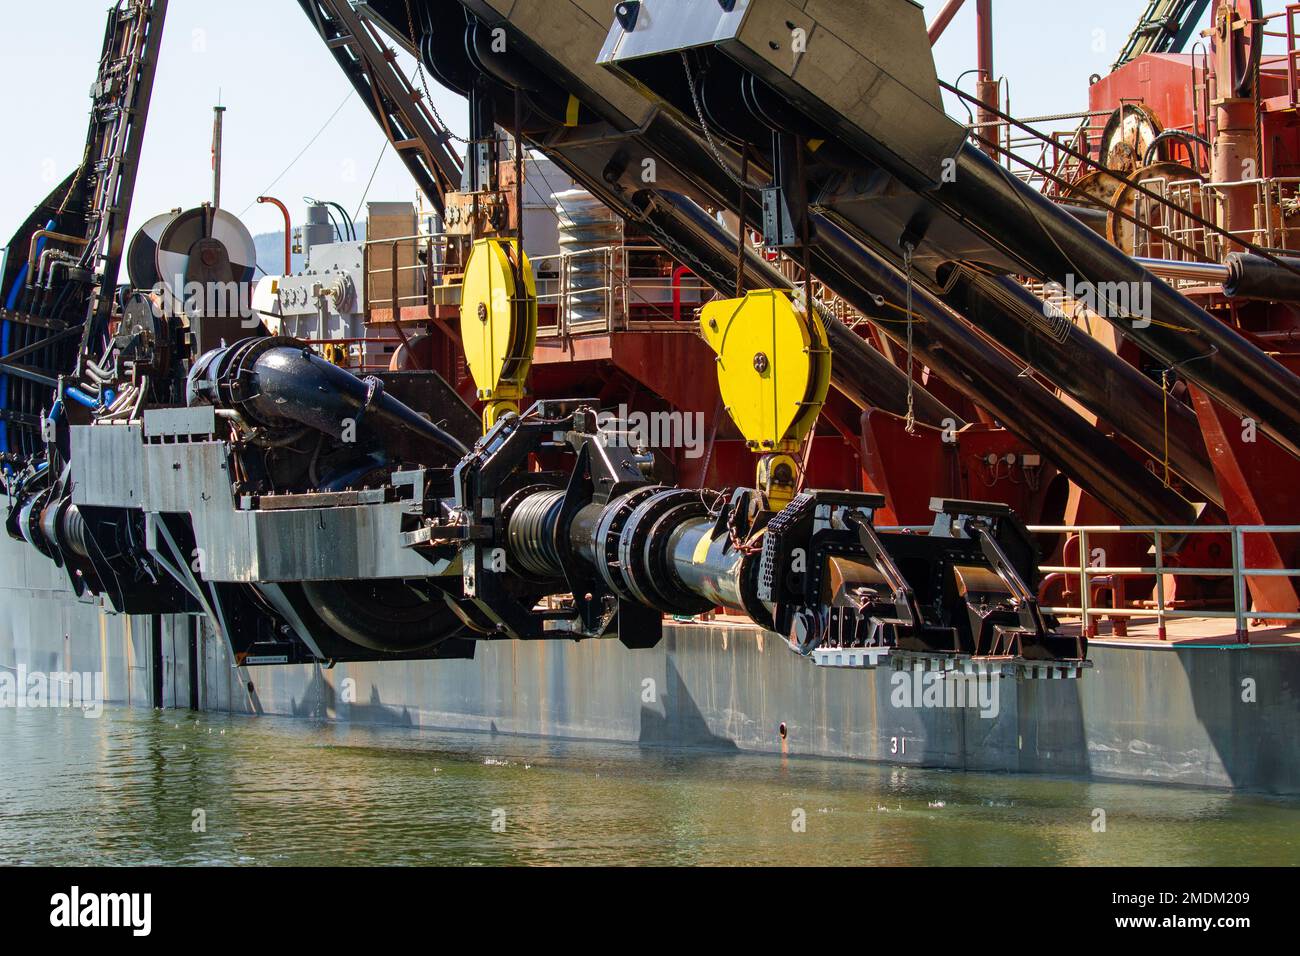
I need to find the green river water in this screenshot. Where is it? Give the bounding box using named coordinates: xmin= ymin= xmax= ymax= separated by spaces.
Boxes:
xmin=1 ymin=706 xmax=1296 ymax=866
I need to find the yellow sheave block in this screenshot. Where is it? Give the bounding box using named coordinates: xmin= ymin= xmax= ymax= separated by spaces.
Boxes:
xmin=699 ymin=289 xmax=831 ymax=450
xmin=459 ymin=238 xmax=538 ymax=399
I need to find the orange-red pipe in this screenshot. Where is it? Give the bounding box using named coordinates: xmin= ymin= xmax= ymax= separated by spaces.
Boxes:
xmin=257 ymin=196 xmax=292 ymax=274
xmin=927 ymin=0 xmax=967 ymax=45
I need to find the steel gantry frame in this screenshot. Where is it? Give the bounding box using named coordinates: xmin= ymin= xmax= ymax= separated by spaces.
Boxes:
xmin=297 ymin=0 xmax=463 ymax=215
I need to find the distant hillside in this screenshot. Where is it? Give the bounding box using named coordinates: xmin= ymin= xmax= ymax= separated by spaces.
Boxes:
xmin=253 ymin=232 xmax=304 ymax=277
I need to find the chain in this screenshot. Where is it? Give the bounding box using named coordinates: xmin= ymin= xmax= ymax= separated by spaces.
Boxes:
xmin=903 ymin=241 xmax=917 ymax=435
xmin=405 ymin=0 xmax=470 ymax=145
xmin=680 ymin=53 xmax=757 ymax=192
xmin=1161 ymin=368 xmax=1171 ymax=489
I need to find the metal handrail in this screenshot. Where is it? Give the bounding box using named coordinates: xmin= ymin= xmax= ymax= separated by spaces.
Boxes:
xmin=875 ymin=523 xmax=1300 ymax=641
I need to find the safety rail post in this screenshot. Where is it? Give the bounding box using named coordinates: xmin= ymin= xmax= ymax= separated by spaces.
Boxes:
xmin=1232 ymin=526 xmax=1248 ymax=644
xmin=1079 ymin=528 xmax=1092 ymax=639
xmin=363 ymin=240 xmax=371 ymax=324
xmin=425 ymin=233 xmax=434 ymax=305
xmin=1154 ymin=529 xmax=1167 ymax=640
xmin=607 ymin=246 xmax=616 ymax=333
xmin=391 ymin=241 xmax=400 ymax=313
xmin=1290 ymin=5 xmax=1300 ymax=108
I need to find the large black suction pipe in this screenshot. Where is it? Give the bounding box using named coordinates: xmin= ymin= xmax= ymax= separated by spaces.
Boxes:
xmin=942 ymin=144 xmax=1300 ymax=458
xmin=189 ymin=337 xmax=470 ymax=466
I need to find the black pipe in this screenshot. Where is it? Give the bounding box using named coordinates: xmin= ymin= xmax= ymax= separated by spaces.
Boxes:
xmin=1058 ymin=203 xmax=1109 ymax=238
xmin=190 ymin=338 xmax=470 ymax=466
xmin=942 ymin=144 xmax=1300 ymax=458
xmin=935 ymin=264 xmax=1223 ymax=508
xmin=150 ymin=615 xmax=164 ymax=709
xmin=188 ymin=616 xmax=199 ymax=711
xmin=1224 ymin=252 xmax=1300 ymax=302
xmin=806 ymin=216 xmax=1201 ymax=527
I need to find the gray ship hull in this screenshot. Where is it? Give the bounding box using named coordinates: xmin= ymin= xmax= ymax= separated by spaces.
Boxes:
xmin=2 ymin=532 xmax=1296 ymax=794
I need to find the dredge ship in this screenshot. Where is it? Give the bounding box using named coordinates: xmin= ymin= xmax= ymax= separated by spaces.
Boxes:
xmin=2 ymin=0 xmax=1298 ymax=793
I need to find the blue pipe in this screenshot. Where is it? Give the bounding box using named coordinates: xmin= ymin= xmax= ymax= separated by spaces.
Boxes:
xmin=2 ymin=219 xmax=58 ymax=459
xmin=64 ymin=386 xmax=100 ymax=410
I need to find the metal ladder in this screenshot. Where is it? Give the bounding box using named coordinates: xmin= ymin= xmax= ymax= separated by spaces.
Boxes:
xmin=81 ymin=0 xmax=169 ymax=334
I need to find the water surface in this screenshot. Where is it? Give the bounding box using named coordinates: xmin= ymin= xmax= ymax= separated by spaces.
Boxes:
xmin=1 ymin=706 xmax=1295 ymax=866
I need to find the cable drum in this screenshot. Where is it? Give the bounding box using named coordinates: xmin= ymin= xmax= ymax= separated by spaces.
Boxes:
xmin=156 ymin=206 xmax=257 ymax=302
xmin=506 ymin=489 xmax=568 ymax=579
xmin=126 ymin=211 xmax=179 ymax=290
xmin=554 ymin=189 xmax=624 ymax=326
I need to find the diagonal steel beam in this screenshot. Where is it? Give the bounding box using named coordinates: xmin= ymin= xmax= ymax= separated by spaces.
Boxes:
xmin=298 ymin=0 xmax=462 ymax=214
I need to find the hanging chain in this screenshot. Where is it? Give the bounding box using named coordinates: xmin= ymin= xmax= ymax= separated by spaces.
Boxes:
xmin=1161 ymin=368 xmax=1172 ymax=489
xmin=405 ymin=0 xmax=470 ymax=145
xmin=681 ymin=52 xmax=756 ymax=192
xmin=903 ymin=241 xmax=917 ymax=435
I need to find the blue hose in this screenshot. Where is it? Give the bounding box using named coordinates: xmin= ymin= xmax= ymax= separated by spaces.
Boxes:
xmin=64 ymin=386 xmax=100 ymax=410
xmin=2 ymin=218 xmax=58 ymax=460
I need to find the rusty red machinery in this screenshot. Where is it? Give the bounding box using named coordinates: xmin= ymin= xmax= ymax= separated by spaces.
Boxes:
xmin=1064 ymin=0 xmax=1300 ymax=617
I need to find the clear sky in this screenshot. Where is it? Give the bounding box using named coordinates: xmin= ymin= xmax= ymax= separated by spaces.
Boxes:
xmin=0 ymin=0 xmax=1217 ymax=247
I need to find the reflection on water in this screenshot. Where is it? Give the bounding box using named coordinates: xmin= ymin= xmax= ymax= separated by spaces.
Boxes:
xmin=0 ymin=706 xmax=1296 ymax=866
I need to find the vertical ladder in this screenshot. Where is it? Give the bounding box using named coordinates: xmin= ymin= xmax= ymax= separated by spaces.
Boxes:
xmin=83 ymin=0 xmax=169 ymax=337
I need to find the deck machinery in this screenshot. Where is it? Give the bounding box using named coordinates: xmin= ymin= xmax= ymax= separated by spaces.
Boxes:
xmin=13 ymin=0 xmax=1300 ymax=682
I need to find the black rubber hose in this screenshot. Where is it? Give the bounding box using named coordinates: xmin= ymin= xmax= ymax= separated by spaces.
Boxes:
xmin=1234 ymin=0 xmax=1264 ymax=98
xmin=1143 ymin=129 xmax=1212 ymax=169
xmin=192 ymin=339 xmax=470 ymax=466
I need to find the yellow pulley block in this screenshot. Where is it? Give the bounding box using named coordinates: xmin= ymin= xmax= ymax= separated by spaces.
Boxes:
xmin=699 ymin=289 xmax=831 ymax=453
xmin=700 ymin=289 xmax=831 ymax=509
xmin=459 ymin=237 xmax=539 ymax=431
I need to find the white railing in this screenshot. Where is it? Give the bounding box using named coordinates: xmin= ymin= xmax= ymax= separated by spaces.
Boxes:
xmin=1135 ymin=177 xmax=1300 ymax=269
xmin=531 ymin=244 xmax=726 ymax=336
xmin=875 ymin=523 xmax=1300 ymax=642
